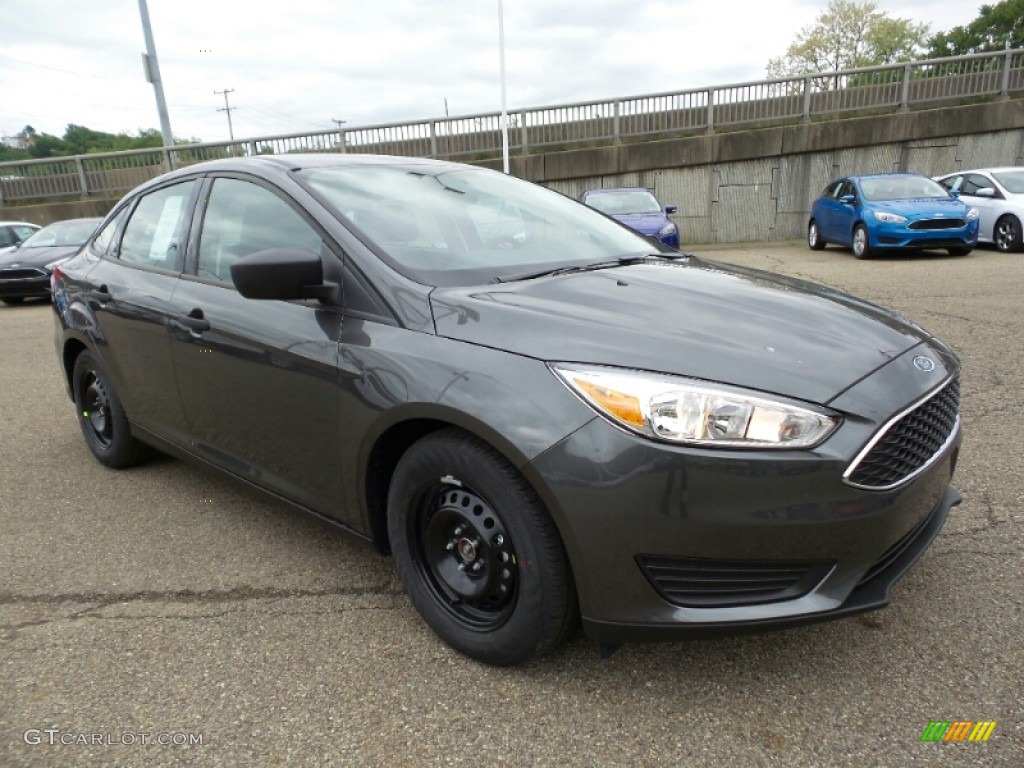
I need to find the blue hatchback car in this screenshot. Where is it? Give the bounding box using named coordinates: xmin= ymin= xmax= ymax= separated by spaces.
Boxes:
xmin=581 ymin=187 xmax=680 ymax=247
xmin=808 ymin=173 xmax=979 ymax=258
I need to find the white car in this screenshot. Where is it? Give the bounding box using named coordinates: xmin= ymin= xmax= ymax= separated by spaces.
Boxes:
xmin=935 ymin=167 xmax=1024 ymax=253
xmin=0 ymin=220 xmax=40 ymax=256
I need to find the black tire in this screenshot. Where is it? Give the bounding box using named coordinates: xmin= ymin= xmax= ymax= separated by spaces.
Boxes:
xmin=947 ymin=246 xmax=973 ymax=257
xmin=852 ymin=224 xmax=872 ymax=259
xmin=72 ymin=350 xmax=146 ymax=468
xmin=993 ymin=214 xmax=1023 ymax=253
xmin=807 ymin=220 xmax=826 ymax=250
xmin=387 ymin=429 xmax=577 ymax=665
xmin=1 ymin=297 xmax=24 ymax=305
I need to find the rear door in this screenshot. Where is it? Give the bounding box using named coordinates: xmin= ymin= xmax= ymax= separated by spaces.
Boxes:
xmin=85 ymin=178 xmax=199 ymax=445
xmin=168 ymin=174 xmax=346 ymax=516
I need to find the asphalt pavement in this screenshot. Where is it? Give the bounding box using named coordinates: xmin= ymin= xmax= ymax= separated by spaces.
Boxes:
xmin=1 ymin=241 xmax=1021 ymax=767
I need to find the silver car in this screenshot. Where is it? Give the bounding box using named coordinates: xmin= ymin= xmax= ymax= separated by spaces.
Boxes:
xmin=936 ymin=167 xmax=1024 ymax=253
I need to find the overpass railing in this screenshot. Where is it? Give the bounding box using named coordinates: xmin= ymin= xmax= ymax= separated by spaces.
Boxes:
xmin=1 ymin=48 xmax=1021 ymax=204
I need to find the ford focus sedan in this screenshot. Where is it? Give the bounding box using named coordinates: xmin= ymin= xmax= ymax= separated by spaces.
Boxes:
xmin=53 ymin=155 xmax=962 ymax=665
xmin=808 ymin=173 xmax=979 ymax=258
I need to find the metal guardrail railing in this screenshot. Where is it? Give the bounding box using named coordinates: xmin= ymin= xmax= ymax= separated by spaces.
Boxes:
xmin=1 ymin=48 xmax=1021 ymax=204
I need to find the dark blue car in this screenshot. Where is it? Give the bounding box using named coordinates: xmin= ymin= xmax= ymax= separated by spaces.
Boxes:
xmin=581 ymin=187 xmax=680 ymax=247
xmin=808 ymin=173 xmax=979 ymax=258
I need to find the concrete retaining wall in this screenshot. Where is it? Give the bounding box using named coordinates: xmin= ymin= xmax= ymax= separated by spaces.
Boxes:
xmin=5 ymin=99 xmax=1023 ymax=243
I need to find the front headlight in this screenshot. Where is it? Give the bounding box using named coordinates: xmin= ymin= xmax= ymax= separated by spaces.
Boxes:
xmin=871 ymin=211 xmax=907 ymax=224
xmin=658 ymin=222 xmax=678 ymax=237
xmin=965 ymin=207 xmax=979 ymax=221
xmin=43 ymin=256 xmax=71 ymax=272
xmin=551 ymin=365 xmax=839 ymax=448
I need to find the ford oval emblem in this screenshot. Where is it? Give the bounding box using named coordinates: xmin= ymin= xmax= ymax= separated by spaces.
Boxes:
xmin=913 ymin=355 xmax=936 ymax=372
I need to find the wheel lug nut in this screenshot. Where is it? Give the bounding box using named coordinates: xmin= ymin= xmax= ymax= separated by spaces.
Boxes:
xmin=472 ymin=561 xmax=483 ymax=572
xmin=453 ymin=525 xmax=464 ymax=536
xmin=493 ymin=534 xmax=504 ymax=546
xmin=457 ymin=562 xmax=467 ymax=571
xmin=446 ymin=540 xmax=455 ymax=551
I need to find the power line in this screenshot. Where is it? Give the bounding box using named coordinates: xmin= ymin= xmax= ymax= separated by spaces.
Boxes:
xmin=214 ymin=88 xmax=235 ymax=141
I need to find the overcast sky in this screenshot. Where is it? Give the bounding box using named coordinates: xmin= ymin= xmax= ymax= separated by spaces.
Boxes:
xmin=0 ymin=0 xmax=982 ymax=144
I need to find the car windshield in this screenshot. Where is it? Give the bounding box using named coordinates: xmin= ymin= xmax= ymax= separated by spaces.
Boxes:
xmin=584 ymin=189 xmax=662 ymax=215
xmin=301 ymin=165 xmax=658 ymax=286
xmin=859 ymin=177 xmax=949 ymax=201
xmin=992 ymin=170 xmax=1024 ymax=194
xmin=20 ymin=219 xmax=99 ymax=248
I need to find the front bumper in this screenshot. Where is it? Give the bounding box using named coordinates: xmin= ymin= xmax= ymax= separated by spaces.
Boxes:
xmin=869 ymin=219 xmax=979 ymax=250
xmin=524 ymin=344 xmax=961 ymax=643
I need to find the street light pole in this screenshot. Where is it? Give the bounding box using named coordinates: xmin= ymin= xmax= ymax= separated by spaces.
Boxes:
xmin=497 ymin=0 xmax=510 ymax=174
xmin=137 ymin=0 xmax=174 ymax=148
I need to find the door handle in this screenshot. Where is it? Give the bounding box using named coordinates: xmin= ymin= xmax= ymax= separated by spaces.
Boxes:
xmin=175 ymin=308 xmax=211 ymax=334
xmin=90 ymin=285 xmax=112 ymax=303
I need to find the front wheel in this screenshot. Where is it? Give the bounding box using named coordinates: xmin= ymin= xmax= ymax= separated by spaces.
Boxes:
xmin=994 ymin=215 xmax=1023 ymax=253
xmin=387 ymin=429 xmax=577 ymax=665
xmin=72 ymin=351 xmax=146 ymax=468
xmin=852 ymin=224 xmax=872 ymax=259
xmin=807 ymin=220 xmax=826 ymax=250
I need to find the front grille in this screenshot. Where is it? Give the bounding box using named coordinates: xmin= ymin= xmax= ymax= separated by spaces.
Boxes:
xmin=636 ymin=556 xmax=833 ymax=608
xmin=845 ymin=375 xmax=960 ymax=490
xmin=908 ymin=219 xmax=966 ymax=230
xmin=0 ymin=268 xmax=46 ymax=280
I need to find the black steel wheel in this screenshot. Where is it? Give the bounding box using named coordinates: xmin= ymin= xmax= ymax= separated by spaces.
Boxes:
xmin=852 ymin=224 xmax=872 ymax=259
xmin=994 ymin=214 xmax=1022 ymax=253
xmin=807 ymin=220 xmax=826 ymax=250
xmin=387 ymin=429 xmax=577 ymax=665
xmin=72 ymin=351 xmax=146 ymax=468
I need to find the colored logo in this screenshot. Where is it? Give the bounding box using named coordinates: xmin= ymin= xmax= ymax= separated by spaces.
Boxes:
xmin=920 ymin=721 xmax=996 ymax=742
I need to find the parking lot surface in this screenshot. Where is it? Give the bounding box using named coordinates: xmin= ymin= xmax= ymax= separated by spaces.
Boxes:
xmin=1 ymin=241 xmax=1021 ymax=767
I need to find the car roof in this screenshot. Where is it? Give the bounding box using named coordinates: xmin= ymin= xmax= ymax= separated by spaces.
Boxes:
xmin=0 ymin=220 xmax=39 ymax=226
xmin=941 ymin=167 xmax=1023 ymax=175
xmin=846 ymin=173 xmax=930 ymax=181
xmin=583 ymin=187 xmax=653 ymax=194
xmin=121 ymin=153 xmax=478 ymax=199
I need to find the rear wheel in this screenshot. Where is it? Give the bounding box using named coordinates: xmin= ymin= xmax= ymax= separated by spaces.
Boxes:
xmin=993 ymin=215 xmax=1022 ymax=253
xmin=387 ymin=429 xmax=577 ymax=665
xmin=852 ymin=224 xmax=872 ymax=259
xmin=72 ymin=351 xmax=146 ymax=468
xmin=807 ymin=220 xmax=826 ymax=250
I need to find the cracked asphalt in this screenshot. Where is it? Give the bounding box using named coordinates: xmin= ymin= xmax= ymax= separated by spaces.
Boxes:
xmin=1 ymin=241 xmax=1021 ymax=767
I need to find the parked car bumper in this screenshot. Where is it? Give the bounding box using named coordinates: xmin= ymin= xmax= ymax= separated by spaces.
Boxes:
xmin=869 ymin=220 xmax=979 ymax=249
xmin=0 ymin=268 xmax=50 ymax=300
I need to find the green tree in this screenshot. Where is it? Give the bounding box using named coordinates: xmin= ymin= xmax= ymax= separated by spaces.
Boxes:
xmin=927 ymin=0 xmax=1024 ymax=56
xmin=767 ymin=0 xmax=929 ymax=82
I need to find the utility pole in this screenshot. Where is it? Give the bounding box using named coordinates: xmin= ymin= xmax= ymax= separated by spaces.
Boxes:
xmin=137 ymin=0 xmax=174 ymax=148
xmin=215 ymin=88 xmax=236 ymax=141
xmin=497 ymin=0 xmax=510 ymax=174
xmin=331 ymin=118 xmax=347 ymax=130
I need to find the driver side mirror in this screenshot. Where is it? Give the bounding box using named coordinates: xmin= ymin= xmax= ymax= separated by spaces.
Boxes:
xmin=664 ymin=205 xmax=678 ymax=214
xmin=230 ymin=248 xmax=338 ymax=302
xmin=839 ymin=195 xmax=856 ymax=205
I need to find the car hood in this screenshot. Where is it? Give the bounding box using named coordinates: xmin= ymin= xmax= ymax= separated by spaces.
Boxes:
xmin=430 ymin=258 xmax=934 ymax=405
xmin=611 ymin=213 xmax=668 ymax=235
xmin=871 ymin=198 xmax=967 ymax=217
xmin=0 ymin=245 xmax=79 ymax=269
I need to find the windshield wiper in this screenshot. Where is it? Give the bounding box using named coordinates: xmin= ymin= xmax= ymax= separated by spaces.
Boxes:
xmin=494 ymin=252 xmax=689 ymax=283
